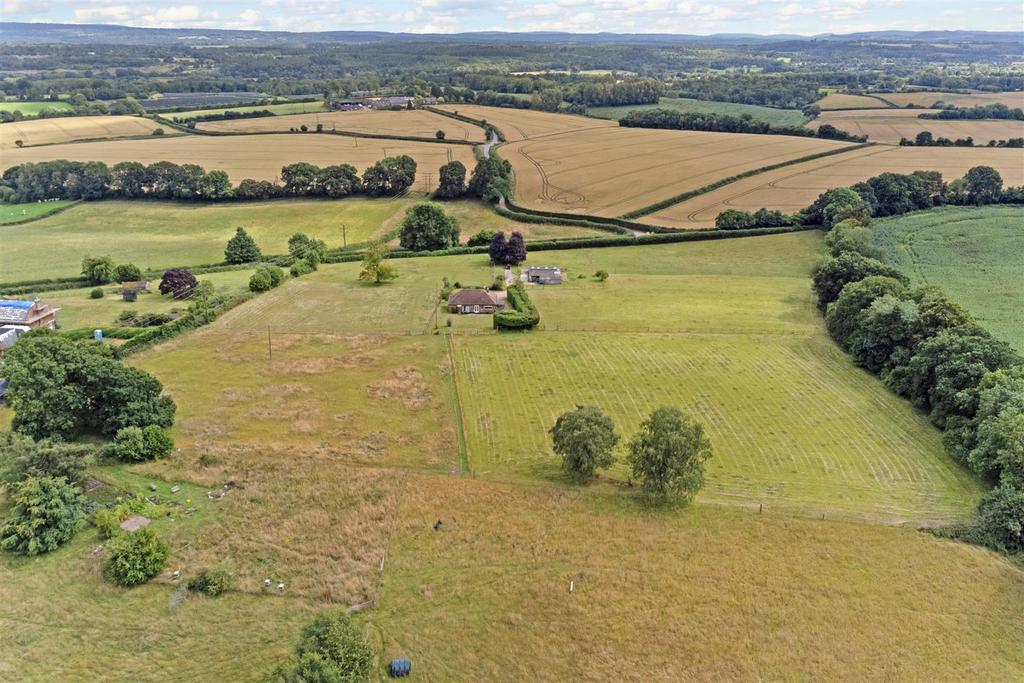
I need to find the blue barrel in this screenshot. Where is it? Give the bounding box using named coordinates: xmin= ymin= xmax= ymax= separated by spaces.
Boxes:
xmin=389 ymin=658 xmax=411 ymax=677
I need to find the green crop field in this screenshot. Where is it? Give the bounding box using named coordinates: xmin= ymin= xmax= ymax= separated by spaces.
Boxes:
xmin=0 ymin=100 xmax=73 ymax=116
xmin=164 ymin=100 xmax=327 ymax=119
xmin=0 ymin=200 xmax=76 ymax=225
xmin=873 ymin=205 xmax=1024 ymax=352
xmin=587 ymin=96 xmax=807 ymax=127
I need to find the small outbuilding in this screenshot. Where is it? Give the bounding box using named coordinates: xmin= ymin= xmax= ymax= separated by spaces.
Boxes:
xmin=447 ymin=288 xmax=503 ymax=314
xmin=525 ymin=266 xmax=564 ymax=285
xmin=0 ymin=299 xmax=59 ymax=329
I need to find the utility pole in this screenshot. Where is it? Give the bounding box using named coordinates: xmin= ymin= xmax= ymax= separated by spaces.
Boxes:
xmin=423 ymin=171 xmax=432 ymax=193
xmin=341 ymin=224 xmax=347 ymax=247
xmin=267 ymin=325 xmax=272 ymax=361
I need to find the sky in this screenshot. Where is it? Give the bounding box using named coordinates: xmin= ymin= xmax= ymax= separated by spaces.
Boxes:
xmin=0 ymin=0 xmax=1021 ymax=36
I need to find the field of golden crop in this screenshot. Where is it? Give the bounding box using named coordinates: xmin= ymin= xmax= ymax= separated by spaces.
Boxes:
xmin=197 ymin=109 xmax=486 ymax=142
xmin=501 ymin=126 xmax=854 ymax=217
xmin=880 ymin=90 xmax=1024 ymax=108
xmin=646 ymin=145 xmax=1024 ymax=227
xmin=816 ymin=93 xmax=893 ymax=109
xmin=0 ymin=115 xmax=175 ymax=149
xmin=434 ymin=104 xmax=616 ymax=141
xmin=810 ymin=108 xmax=1024 ymax=145
xmin=0 ymin=134 xmax=478 ymax=189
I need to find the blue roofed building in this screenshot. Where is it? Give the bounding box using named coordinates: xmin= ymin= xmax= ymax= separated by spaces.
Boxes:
xmin=0 ymin=299 xmax=59 ymax=330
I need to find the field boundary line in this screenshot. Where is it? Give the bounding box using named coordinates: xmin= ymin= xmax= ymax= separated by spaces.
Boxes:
xmin=619 ymin=142 xmax=876 ymax=220
xmin=445 ymin=333 xmax=473 ymax=476
xmin=0 ymin=199 xmax=81 ymax=226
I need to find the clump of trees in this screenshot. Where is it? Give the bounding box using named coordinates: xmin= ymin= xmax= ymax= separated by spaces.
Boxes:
xmin=435 ymin=160 xmax=467 ymax=199
xmin=488 ymin=231 xmax=526 ymax=265
xmin=548 ymin=405 xmax=713 ymax=505
xmin=268 ymin=611 xmax=374 ymax=683
xmin=362 ymin=155 xmax=417 ymax=197
xmin=159 ymin=268 xmax=199 ymax=299
xmin=398 ymin=203 xmax=459 ymax=251
xmin=467 ymin=155 xmax=513 ymax=202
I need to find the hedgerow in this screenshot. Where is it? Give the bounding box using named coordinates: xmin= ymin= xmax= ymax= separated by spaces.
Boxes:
xmin=493 ymin=282 xmax=540 ymax=330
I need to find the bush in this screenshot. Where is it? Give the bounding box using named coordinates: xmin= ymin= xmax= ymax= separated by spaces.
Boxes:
xmin=0 ymin=476 xmax=84 ymax=555
xmin=106 ymin=425 xmax=174 ymax=463
xmin=90 ymin=287 xmax=105 ymax=299
xmin=187 ymin=568 xmax=235 ymax=596
xmin=290 ymin=260 xmax=315 ymax=277
xmin=249 ymin=265 xmax=285 ymax=292
xmin=113 ymin=263 xmax=143 ymax=283
xmin=93 ymin=506 xmax=131 ymax=540
xmin=435 ymin=129 xmax=445 ymax=140
xmin=0 ymin=432 xmax=92 ymax=486
xmin=594 ymin=270 xmax=609 ymax=282
xmin=159 ymin=268 xmax=198 ymax=298
xmin=974 ymin=483 xmax=1024 ymax=553
xmin=105 ymin=528 xmax=169 ymax=586
xmin=268 ymin=611 xmax=374 ymax=683
xmin=466 ymin=228 xmax=496 ymax=247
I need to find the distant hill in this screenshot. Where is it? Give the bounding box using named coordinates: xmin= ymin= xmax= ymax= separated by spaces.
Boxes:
xmin=1 ymin=22 xmax=1020 ymax=47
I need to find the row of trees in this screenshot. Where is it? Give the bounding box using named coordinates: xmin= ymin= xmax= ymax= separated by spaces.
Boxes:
xmin=898 ymin=131 xmax=1023 ymax=148
xmin=810 ymin=212 xmax=1023 ymax=554
xmin=0 ymin=155 xmax=419 ymax=204
xmin=716 ymin=166 xmax=1020 ymax=230
xmin=619 ymin=108 xmax=867 ymax=142
xmin=550 ymin=405 xmax=713 ymax=505
xmin=919 ymin=104 xmax=1024 ymax=121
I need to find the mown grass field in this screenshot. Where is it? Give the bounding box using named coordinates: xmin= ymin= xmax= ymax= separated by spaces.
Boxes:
xmin=0 ymin=133 xmax=479 ymax=187
xmin=588 ymin=96 xmax=807 ymax=127
xmin=873 ymin=205 xmax=1024 ymax=352
xmin=0 ymin=100 xmax=73 ymax=116
xmin=810 ymin=108 xmax=1024 ymax=145
xmin=501 ymin=125 xmax=853 ymax=217
xmin=879 ymin=90 xmax=1024 ymax=109
xmin=198 ymin=109 xmax=486 ymax=142
xmin=0 ymin=115 xmax=175 ymax=149
xmin=167 ymin=100 xmax=328 ymax=119
xmin=372 ymin=473 xmax=1024 ymax=681
xmin=0 ymin=200 xmax=75 ymax=224
xmin=646 ymin=145 xmax=1024 ymax=227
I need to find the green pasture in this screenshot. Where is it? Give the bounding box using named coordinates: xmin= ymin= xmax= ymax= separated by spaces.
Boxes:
xmin=0 ymin=101 xmax=73 ymax=116
xmin=873 ymin=205 xmax=1024 ymax=352
xmin=0 ymin=200 xmax=76 ymax=225
xmin=165 ymin=100 xmax=327 ymax=119
xmin=587 ymin=96 xmax=807 ymax=127
xmin=40 ymin=269 xmax=254 ymax=331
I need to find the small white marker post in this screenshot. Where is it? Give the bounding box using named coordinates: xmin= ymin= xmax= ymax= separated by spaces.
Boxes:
xmin=569 ymin=580 xmax=574 ymax=593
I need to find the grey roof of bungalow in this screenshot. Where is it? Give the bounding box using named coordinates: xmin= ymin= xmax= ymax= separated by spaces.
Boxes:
xmin=448 ymin=288 xmax=498 ymax=306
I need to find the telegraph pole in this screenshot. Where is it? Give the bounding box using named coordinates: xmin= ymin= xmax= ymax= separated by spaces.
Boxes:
xmin=341 ymin=224 xmax=347 ymax=247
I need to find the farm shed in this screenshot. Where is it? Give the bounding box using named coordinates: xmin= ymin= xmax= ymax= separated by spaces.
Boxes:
xmin=447 ymin=289 xmax=503 ymax=314
xmin=526 ymin=266 xmax=564 ymax=285
xmin=0 ymin=299 xmax=59 ymax=329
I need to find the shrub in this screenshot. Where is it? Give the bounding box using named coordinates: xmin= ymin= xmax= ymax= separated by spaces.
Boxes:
xmin=113 ymin=263 xmax=143 ymax=283
xmin=466 ymin=229 xmax=496 ymax=247
xmin=493 ymin=283 xmax=539 ymax=330
xmin=250 ymin=265 xmax=285 ymax=292
xmin=550 ymin=406 xmax=619 ymax=484
xmin=106 ymin=425 xmax=173 ymax=463
xmin=105 ymin=528 xmax=169 ymax=586
xmin=0 ymin=476 xmax=84 ymax=555
xmin=0 ymin=432 xmax=92 ymax=486
xmin=974 ymin=483 xmax=1024 ymax=553
xmin=435 ymin=129 xmax=445 ymax=140
xmin=187 ymin=568 xmax=235 ymax=596
xmin=159 ymin=268 xmax=198 ymax=298
xmin=93 ymin=505 xmax=132 ymax=540
xmin=594 ymin=270 xmax=609 ymax=282
xmin=290 ymin=260 xmax=315 ymax=277
xmin=90 ymin=287 xmax=105 ymax=299
xmin=152 ymin=128 xmax=164 ymax=136
xmin=268 ymin=611 xmax=374 ymax=683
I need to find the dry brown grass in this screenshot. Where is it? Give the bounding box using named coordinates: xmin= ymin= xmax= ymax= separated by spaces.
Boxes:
xmin=0 ymin=115 xmax=174 ymax=149
xmin=127 ymin=330 xmax=458 ymax=603
xmin=372 ymin=473 xmax=1024 ymax=681
xmin=881 ymin=90 xmax=1024 ymax=108
xmin=501 ymin=126 xmax=852 ymax=217
xmin=434 ymin=104 xmax=616 ymax=141
xmin=0 ymin=133 xmax=478 ymax=189
xmin=198 ymin=109 xmax=486 ymax=141
xmin=816 ymin=93 xmax=893 ymax=109
xmin=646 ymin=145 xmax=1024 ymax=227
xmin=810 ymin=108 xmax=1024 ymax=145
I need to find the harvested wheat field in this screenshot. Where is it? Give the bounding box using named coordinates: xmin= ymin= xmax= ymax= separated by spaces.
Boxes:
xmin=809 ymin=108 xmax=1024 ymax=145
xmin=502 ymin=126 xmax=855 ymax=217
xmin=434 ymin=104 xmax=616 ymax=141
xmin=0 ymin=115 xmax=175 ymax=149
xmin=198 ymin=109 xmax=486 ymax=142
xmin=816 ymin=93 xmax=893 ymax=110
xmin=880 ymin=90 xmax=1024 ymax=109
xmin=0 ymin=134 xmax=478 ymax=190
xmin=646 ymin=145 xmax=1024 ymax=227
